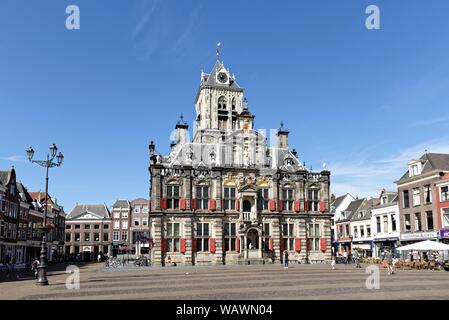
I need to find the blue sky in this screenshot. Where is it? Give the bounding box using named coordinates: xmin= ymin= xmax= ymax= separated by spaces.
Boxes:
xmin=1 ymin=0 xmax=449 ymax=211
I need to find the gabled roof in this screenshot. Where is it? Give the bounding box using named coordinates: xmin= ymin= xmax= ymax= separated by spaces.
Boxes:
xmin=66 ymin=204 xmax=110 ymax=220
xmin=396 ymin=153 xmax=449 ymax=184
xmin=17 ymin=182 xmax=33 ymax=203
xmin=112 ymin=199 xmax=131 ymax=208
xmin=201 ymin=60 xmax=242 ymax=91
xmin=131 ymin=198 xmax=150 ymax=205
xmin=330 ymin=194 xmax=353 ymax=213
xmin=338 ymin=198 xmax=365 ymax=221
xmin=351 ymin=198 xmax=374 ymax=221
xmin=29 ymin=192 xmax=54 ymax=205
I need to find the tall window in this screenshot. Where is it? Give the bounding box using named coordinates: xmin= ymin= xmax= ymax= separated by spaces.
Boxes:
xmin=426 ymin=211 xmax=434 ymax=230
xmin=404 ymin=214 xmax=411 ymax=232
xmin=403 ymin=190 xmax=410 ymax=209
xmin=166 ymin=223 xmax=180 ymax=252
xmin=338 ymin=225 xmax=343 ymax=238
xmin=424 ymin=185 xmax=432 ymax=204
xmin=142 ymin=205 xmax=149 ymax=213
xmin=65 ymin=233 xmax=71 ymax=242
xmin=218 ymin=96 xmax=227 ymax=110
xmin=391 ymin=215 xmax=397 ymax=231
xmin=345 ymin=224 xmax=350 ymax=237
xmin=121 ymin=231 xmax=128 ymax=241
xmin=308 ymin=189 xmax=319 ymax=211
xmin=231 ymin=98 xmax=236 ymax=110
xmin=282 ymin=223 xmax=295 ymax=251
xmin=413 ymin=188 xmax=420 ymax=206
xmin=282 ymin=188 xmax=294 ymax=211
xmin=113 ymin=231 xmax=119 ymax=241
xmin=376 ymin=216 xmax=381 ymax=233
xmin=103 ymin=233 xmax=109 ymax=242
xmin=75 ymin=233 xmax=80 ymax=242
xmin=441 ymin=186 xmax=449 ymax=202
xmin=84 ymin=233 xmax=90 ymax=242
xmin=383 ymin=215 xmax=388 ymax=233
xmin=196 ymin=223 xmax=210 ymax=252
xmin=366 ymin=225 xmax=371 ymax=237
xmin=134 ymin=206 xmax=141 ymax=213
xmin=196 ymin=186 xmax=209 ymax=210
xmin=122 ymin=221 xmax=128 ymax=229
xmin=353 ymin=226 xmax=359 ymax=238
xmin=167 ymin=185 xmax=180 ymax=209
xmin=224 ymin=222 xmax=237 ymax=252
xmin=262 ymin=223 xmax=270 ymax=251
xmin=224 ymin=187 xmax=236 ymax=210
xmin=122 ymin=211 xmax=128 ymax=219
xmin=414 ymin=213 xmax=421 ymax=231
xmin=360 ymin=226 xmax=365 ymax=238
xmin=443 ymin=208 xmax=449 ymax=227
xmin=257 ymin=188 xmax=269 ymax=211
xmin=308 ymin=223 xmax=321 ymax=251
xmin=113 ymin=211 xmax=120 ymax=219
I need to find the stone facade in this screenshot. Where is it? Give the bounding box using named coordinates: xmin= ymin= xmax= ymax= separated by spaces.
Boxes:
xmin=149 ymin=58 xmax=332 ymax=266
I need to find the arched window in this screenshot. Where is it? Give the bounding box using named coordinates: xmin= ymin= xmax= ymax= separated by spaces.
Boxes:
xmin=218 ymin=96 xmax=227 ymax=110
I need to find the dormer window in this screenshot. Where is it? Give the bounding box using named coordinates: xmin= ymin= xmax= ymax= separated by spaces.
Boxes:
xmin=358 ymin=211 xmax=364 ymax=218
xmin=408 ymin=161 xmax=422 ymax=177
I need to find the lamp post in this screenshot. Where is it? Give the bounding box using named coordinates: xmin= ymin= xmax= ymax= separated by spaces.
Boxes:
xmin=26 ymin=144 xmax=64 ymax=286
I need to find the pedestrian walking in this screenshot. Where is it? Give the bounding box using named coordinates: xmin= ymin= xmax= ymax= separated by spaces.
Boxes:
xmin=331 ymin=257 xmax=336 ymax=270
xmin=343 ymin=251 xmax=348 ymax=264
xmin=31 ymin=257 xmax=40 ymax=279
xmin=385 ymin=250 xmax=394 ymax=275
xmin=97 ymin=253 xmax=102 ymax=263
xmin=283 ymin=250 xmax=289 ymax=268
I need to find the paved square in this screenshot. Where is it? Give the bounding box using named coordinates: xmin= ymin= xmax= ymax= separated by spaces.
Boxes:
xmin=1 ymin=263 xmax=449 ymax=300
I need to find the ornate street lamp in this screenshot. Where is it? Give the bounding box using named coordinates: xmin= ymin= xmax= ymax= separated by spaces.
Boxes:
xmin=26 ymin=144 xmax=64 ymax=286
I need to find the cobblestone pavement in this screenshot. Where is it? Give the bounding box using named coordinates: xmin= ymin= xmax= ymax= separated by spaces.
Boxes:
xmin=1 ymin=263 xmax=449 ymax=300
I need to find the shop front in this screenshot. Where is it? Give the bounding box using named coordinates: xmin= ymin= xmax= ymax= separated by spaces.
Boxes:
xmin=351 ymin=241 xmax=372 ymax=257
xmin=439 ymin=229 xmax=449 ymax=244
xmin=372 ymin=237 xmax=399 ymax=258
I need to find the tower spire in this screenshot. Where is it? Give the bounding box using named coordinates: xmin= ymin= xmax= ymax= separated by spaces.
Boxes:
xmin=216 ymin=42 xmax=221 ymax=61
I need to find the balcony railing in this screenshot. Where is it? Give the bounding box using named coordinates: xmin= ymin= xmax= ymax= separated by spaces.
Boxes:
xmin=241 ymin=212 xmax=257 ymax=222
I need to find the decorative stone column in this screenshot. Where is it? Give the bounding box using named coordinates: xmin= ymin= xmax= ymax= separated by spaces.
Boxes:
xmin=152 ymin=216 xmax=163 ymax=266
xmin=272 ymin=217 xmax=281 ymax=263
xmin=214 ymin=217 xmax=223 ymax=264
xmin=184 ymin=216 xmax=193 ymax=265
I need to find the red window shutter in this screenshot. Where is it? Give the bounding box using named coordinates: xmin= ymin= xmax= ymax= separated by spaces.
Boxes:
xmin=304 ymin=200 xmax=309 ymax=212
xmin=161 ymin=237 xmax=166 ymax=254
xmin=269 ymin=199 xmax=276 ymax=211
xmin=160 ymin=198 xmax=167 ymax=210
xmin=236 ymin=237 xmax=240 ymax=253
xmin=192 ymin=238 xmax=196 ymax=252
xmin=277 ymin=200 xmax=283 ymax=212
xmin=269 ymin=237 xmax=274 ymax=251
xmin=180 ymin=238 xmax=186 ymax=254
xmin=221 ymin=199 xmax=225 ymax=210
xmin=294 ymin=200 xmax=300 ymax=212
xmin=320 ymin=237 xmax=327 ymax=253
xmin=209 ymin=238 xmax=216 ymax=253
xmin=209 ymin=199 xmax=216 ymax=211
xmin=235 ymin=198 xmax=239 ymax=211
xmin=319 ymin=200 xmax=325 ymax=213
xmin=190 ymin=199 xmax=196 ymax=210
xmin=179 ymin=198 xmax=186 ymax=210
xmin=295 ymin=237 xmax=301 ymax=252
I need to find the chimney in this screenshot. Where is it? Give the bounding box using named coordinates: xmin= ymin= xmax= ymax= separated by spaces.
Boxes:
xmin=277 ymin=121 xmax=289 ymax=149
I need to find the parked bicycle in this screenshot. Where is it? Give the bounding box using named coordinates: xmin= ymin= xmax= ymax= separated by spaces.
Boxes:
xmin=134 ymin=256 xmax=148 ymax=267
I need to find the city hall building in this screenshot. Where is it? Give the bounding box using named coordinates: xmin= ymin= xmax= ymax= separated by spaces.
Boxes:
xmin=148 ymin=56 xmax=332 ymax=266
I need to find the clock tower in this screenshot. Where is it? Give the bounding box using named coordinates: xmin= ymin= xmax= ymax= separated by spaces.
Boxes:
xmin=193 ymin=58 xmax=245 ymax=143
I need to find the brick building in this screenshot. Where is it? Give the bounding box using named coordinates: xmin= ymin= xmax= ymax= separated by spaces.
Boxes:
xmin=111 ymin=200 xmax=131 ymax=256
xmin=65 ymin=204 xmax=112 ymax=261
xmin=395 ymin=153 xmax=449 ymax=245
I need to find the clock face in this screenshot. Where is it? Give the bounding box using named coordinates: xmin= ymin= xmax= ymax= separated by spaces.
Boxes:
xmin=218 ymin=72 xmax=228 ymax=83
